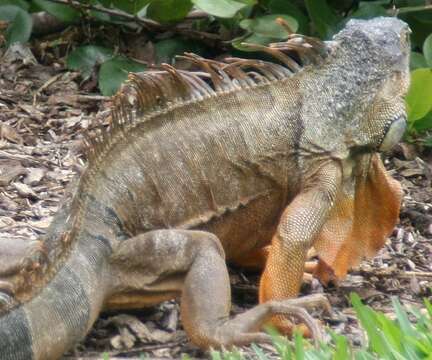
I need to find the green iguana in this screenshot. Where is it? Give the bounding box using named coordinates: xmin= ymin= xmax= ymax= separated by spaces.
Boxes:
xmin=0 ymin=17 xmax=409 ymax=359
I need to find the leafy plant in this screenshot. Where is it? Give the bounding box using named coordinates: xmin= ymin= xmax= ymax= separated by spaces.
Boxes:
xmin=211 ymin=294 xmax=432 ymax=360
xmin=0 ymin=4 xmax=32 ymax=46
xmin=98 ymin=56 xmax=146 ymax=95
xmin=405 ymin=33 xmax=432 ymax=143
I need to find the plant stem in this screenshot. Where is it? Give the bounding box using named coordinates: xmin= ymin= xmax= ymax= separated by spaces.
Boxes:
xmin=394 ymin=4 xmax=432 ymax=14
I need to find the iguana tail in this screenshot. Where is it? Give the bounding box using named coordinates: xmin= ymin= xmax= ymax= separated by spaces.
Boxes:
xmin=0 ymin=232 xmax=112 ymax=360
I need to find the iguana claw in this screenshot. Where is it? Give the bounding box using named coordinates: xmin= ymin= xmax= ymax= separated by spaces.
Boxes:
xmin=20 ymin=240 xmax=48 ymax=276
xmin=209 ymin=294 xmax=329 ymax=348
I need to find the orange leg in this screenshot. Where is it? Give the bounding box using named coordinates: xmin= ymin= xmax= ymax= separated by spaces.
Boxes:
xmin=259 ymin=164 xmax=340 ymax=336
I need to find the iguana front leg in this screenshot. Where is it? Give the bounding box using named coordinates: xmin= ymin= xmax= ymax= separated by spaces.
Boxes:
xmin=108 ymin=229 xmax=324 ymax=349
xmin=259 ymin=163 xmax=341 ymax=327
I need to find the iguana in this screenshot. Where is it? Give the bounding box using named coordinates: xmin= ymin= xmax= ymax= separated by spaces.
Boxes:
xmin=0 ymin=17 xmax=409 ymax=359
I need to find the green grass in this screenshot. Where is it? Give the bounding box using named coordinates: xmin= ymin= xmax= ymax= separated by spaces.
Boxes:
xmin=211 ymin=293 xmax=432 ymax=360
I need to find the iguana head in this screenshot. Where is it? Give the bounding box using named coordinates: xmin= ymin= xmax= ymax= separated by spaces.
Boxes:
xmin=331 ymin=17 xmax=410 ymax=153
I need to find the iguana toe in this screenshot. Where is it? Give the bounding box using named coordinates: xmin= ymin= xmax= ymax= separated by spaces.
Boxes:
xmin=20 ymin=240 xmax=48 ymax=273
xmin=0 ymin=238 xmax=47 ymax=277
xmin=266 ymin=295 xmax=329 ymax=344
xmin=0 ymin=281 xmax=16 ymax=312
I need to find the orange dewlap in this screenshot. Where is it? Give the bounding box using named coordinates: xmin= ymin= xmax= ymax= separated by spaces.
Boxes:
xmin=313 ymin=154 xmax=402 ymax=281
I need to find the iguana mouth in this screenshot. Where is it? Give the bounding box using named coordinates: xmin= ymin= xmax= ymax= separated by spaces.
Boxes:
xmin=379 ymin=113 xmax=407 ymax=152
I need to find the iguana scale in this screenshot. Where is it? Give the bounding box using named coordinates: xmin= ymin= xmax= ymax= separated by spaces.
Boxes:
xmin=0 ymin=17 xmax=409 ymax=359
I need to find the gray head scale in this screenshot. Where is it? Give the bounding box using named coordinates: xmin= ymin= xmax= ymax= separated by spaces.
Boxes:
xmin=332 ymin=17 xmax=411 ymax=152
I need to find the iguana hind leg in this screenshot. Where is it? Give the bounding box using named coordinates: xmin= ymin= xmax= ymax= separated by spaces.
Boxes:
xmin=108 ymin=229 xmax=324 ymax=349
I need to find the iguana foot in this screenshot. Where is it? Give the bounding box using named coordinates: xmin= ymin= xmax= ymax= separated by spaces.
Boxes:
xmin=0 ymin=281 xmax=16 ymax=312
xmin=208 ymin=294 xmax=329 ymax=348
xmin=0 ymin=238 xmax=47 ymax=277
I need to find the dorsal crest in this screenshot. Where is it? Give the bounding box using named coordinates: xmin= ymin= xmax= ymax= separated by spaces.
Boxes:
xmin=84 ymin=34 xmax=328 ymax=164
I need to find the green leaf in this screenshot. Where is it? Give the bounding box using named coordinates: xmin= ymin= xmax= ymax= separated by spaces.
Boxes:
xmin=350 ymin=2 xmax=388 ymax=19
xmin=392 ymin=297 xmax=416 ymax=338
xmin=304 ymin=0 xmax=341 ymax=38
xmin=191 ymin=0 xmax=252 ymax=18
xmin=0 ymin=5 xmax=32 ymax=46
xmin=67 ymin=45 xmax=114 ymax=79
xmin=425 ymin=298 xmax=432 ymax=320
xmin=232 ymin=32 xmax=274 ymax=51
xmin=293 ymin=331 xmax=305 ymax=360
xmin=0 ymin=0 xmax=29 ymax=10
xmin=84 ymin=0 xmax=111 ymax=21
xmin=147 ymin=0 xmax=192 ymax=23
xmin=250 ymin=344 xmax=268 ymax=360
xmin=110 ymin=0 xmax=151 ymax=14
xmin=268 ymin=0 xmax=308 ymax=33
xmin=424 ymin=137 xmax=432 ymax=147
xmin=154 ymin=38 xmax=205 ymax=64
xmin=349 ymin=3 xmax=387 ymax=19
xmin=412 ymin=111 xmax=432 ymax=133
xmin=406 ymin=68 xmax=432 ymax=122
xmin=334 ymin=334 xmax=350 ymax=360
xmin=240 ymin=14 xmax=298 ymax=39
xmin=399 ymin=8 xmax=432 ymax=48
xmin=410 ymin=52 xmax=428 ymax=70
xmin=375 ymin=312 xmax=402 ymax=353
xmin=33 ymin=0 xmax=80 ymax=22
xmin=423 ymin=33 xmax=432 ymax=67
xmin=350 ymin=293 xmax=392 ymax=357
xmin=98 ymin=56 xmax=146 ymax=96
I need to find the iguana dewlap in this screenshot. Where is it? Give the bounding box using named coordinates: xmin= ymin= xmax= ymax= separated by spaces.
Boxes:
xmin=0 ymin=17 xmax=409 ymax=359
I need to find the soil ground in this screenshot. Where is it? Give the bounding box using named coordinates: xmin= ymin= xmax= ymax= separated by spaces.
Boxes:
xmin=0 ymin=45 xmax=431 ymax=359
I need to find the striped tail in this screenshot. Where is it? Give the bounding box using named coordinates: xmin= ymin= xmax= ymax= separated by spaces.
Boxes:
xmin=0 ymin=232 xmax=112 ymax=360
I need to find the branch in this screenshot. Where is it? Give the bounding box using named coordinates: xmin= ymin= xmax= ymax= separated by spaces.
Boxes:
xmin=32 ymin=11 xmax=66 ymax=35
xmin=38 ymin=0 xmax=222 ymax=46
xmin=42 ymin=0 xmax=209 ymax=29
xmin=389 ymin=4 xmax=432 ymax=14
xmin=42 ymin=0 xmax=162 ymax=29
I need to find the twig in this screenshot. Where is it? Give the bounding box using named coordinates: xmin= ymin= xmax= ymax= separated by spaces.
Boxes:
xmin=75 ymin=94 xmax=110 ymax=102
xmin=360 ymin=269 xmax=432 ymax=280
xmin=185 ymin=10 xmax=209 ymax=19
xmin=42 ymin=0 xmax=209 ymax=29
xmin=32 ymin=11 xmax=65 ymax=35
xmin=33 ymin=73 xmax=64 ymax=105
xmin=394 ymin=4 xmax=432 ymax=14
xmin=42 ymin=0 xmax=161 ymax=29
xmin=402 ymin=271 xmax=432 ymax=279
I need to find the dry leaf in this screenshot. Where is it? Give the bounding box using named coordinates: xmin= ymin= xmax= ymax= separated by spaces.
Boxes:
xmin=24 ymin=167 xmax=45 ymax=185
xmin=12 ymin=182 xmax=38 ymax=199
xmin=0 ymin=159 xmax=27 ymax=186
xmin=0 ymin=123 xmax=22 ymax=144
xmin=110 ymin=327 xmax=136 ymax=350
